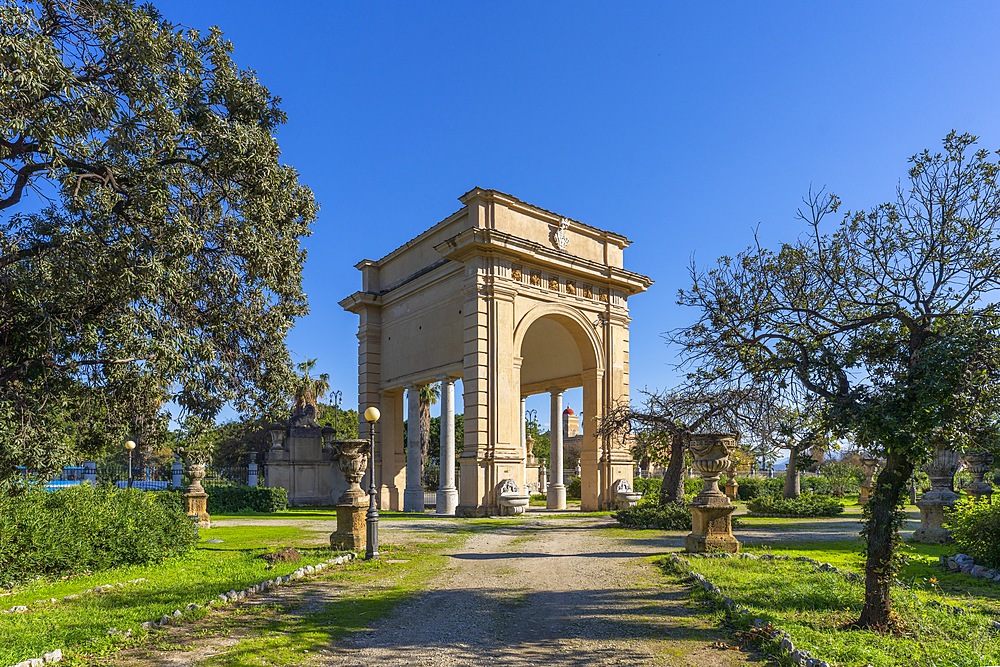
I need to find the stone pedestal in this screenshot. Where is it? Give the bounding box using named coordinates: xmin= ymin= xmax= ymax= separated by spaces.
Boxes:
xmin=685 ymin=433 xmax=739 ymax=554
xmin=966 ymin=451 xmax=995 ymax=503
xmin=859 ymin=458 xmax=878 ymax=506
xmin=330 ymin=439 xmax=370 ymax=550
xmin=912 ymin=445 xmax=960 ymax=544
xmin=184 ymin=463 xmax=211 ymax=528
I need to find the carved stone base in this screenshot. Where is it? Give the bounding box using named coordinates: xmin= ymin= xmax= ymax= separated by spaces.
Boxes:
xmin=969 ymin=482 xmax=994 ymax=503
xmin=724 ymin=480 xmax=739 ymax=501
xmin=859 ymin=486 xmax=871 ymax=505
xmin=685 ymin=502 xmax=739 ymax=553
xmin=183 ymin=491 xmax=210 ymax=529
xmin=330 ymin=502 xmax=367 ymax=551
xmin=911 ymin=488 xmax=959 ymax=544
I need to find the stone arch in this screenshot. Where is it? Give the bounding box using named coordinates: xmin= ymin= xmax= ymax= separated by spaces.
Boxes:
xmin=513 ymin=302 xmax=605 ymax=376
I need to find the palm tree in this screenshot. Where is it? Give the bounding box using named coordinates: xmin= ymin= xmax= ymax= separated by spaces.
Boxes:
xmin=419 ymin=383 xmax=440 ymax=482
xmin=293 ymin=359 xmax=330 ymax=415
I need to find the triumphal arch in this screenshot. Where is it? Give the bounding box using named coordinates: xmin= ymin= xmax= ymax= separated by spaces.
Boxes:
xmin=340 ymin=188 xmax=652 ymax=515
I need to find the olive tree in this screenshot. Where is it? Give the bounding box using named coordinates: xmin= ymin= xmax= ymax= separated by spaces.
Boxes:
xmin=675 ymin=132 xmax=1000 ymax=630
xmin=0 ymin=0 xmax=316 ymax=481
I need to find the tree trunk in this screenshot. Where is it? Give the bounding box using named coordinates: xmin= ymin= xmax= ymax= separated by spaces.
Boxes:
xmin=659 ymin=433 xmax=686 ymax=505
xmin=418 ymin=400 xmax=431 ymax=484
xmin=783 ymin=443 xmax=801 ymax=499
xmin=856 ymin=449 xmax=914 ymax=631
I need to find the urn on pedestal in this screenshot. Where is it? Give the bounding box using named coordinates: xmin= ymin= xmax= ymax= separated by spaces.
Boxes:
xmin=912 ymin=442 xmax=961 ymax=543
xmin=859 ymin=457 xmax=879 ymax=506
xmin=965 ymin=451 xmax=995 ymax=503
xmin=685 ymin=433 xmax=740 ymax=553
xmin=184 ymin=462 xmax=211 ymax=528
xmin=330 ymin=439 xmax=370 ymax=550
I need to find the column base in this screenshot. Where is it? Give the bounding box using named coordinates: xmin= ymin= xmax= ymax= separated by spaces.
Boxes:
xmin=912 ymin=491 xmax=958 ymax=544
xmin=330 ymin=503 xmax=367 ymax=550
xmin=685 ymin=503 xmax=739 ymax=554
xmin=403 ymin=487 xmax=426 ymax=513
xmin=436 ymin=486 xmax=459 ymax=515
xmin=547 ymin=484 xmax=566 ymax=510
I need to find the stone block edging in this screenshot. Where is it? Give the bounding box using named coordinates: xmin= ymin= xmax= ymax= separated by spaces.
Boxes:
xmin=6 ymin=554 xmax=357 ymax=667
xmin=671 ymin=552 xmax=832 ymax=667
xmin=942 ymin=553 xmax=1000 ymax=583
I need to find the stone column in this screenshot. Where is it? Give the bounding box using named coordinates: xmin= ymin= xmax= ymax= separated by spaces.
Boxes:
xmin=912 ymin=444 xmax=960 ymax=543
xmin=685 ymin=433 xmax=740 ymax=553
xmin=547 ymin=389 xmax=566 ymax=509
xmin=436 ymin=379 xmax=459 ymax=515
xmin=247 ymin=453 xmax=259 ymax=488
xmin=183 ymin=463 xmax=211 ymax=528
xmin=403 ymin=385 xmax=425 ymax=513
xmin=520 ymin=397 xmax=527 ymax=489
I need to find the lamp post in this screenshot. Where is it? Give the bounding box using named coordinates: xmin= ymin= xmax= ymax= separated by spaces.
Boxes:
xmin=331 ymin=390 xmax=343 ymax=438
xmin=124 ymin=440 xmax=136 ymax=488
xmin=364 ymin=406 xmax=381 ymax=560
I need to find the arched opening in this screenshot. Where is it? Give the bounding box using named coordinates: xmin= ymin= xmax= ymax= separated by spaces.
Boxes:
xmin=515 ymin=306 xmax=604 ymax=510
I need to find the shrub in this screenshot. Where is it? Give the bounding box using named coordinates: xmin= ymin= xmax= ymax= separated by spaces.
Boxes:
xmin=746 ymin=493 xmax=845 ymax=517
xmin=613 ymin=502 xmax=693 ymax=530
xmin=633 ymin=476 xmax=661 ymax=499
xmin=0 ymin=485 xmax=197 ymax=586
xmin=816 ymin=461 xmax=864 ymax=496
xmin=801 ymin=475 xmax=832 ymax=495
xmin=735 ymin=476 xmax=783 ymax=500
xmin=566 ymin=476 xmax=581 ymax=500
xmin=205 ymin=484 xmax=288 ymax=513
xmin=947 ymin=498 xmax=1000 ymax=568
xmin=684 ymin=477 xmax=704 ymax=495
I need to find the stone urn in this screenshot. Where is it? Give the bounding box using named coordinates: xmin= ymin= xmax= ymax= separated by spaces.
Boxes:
xmin=330 ymin=439 xmax=370 ymax=551
xmin=724 ymin=462 xmax=739 ymax=501
xmin=526 ymin=433 xmax=536 ymax=463
xmin=184 ymin=463 xmax=211 ymax=528
xmin=685 ymin=433 xmax=740 ymax=553
xmin=965 ymin=451 xmax=995 ymax=503
xmin=497 ymin=479 xmax=530 ymax=516
xmin=332 ymin=439 xmax=370 ymax=505
xmin=613 ymin=478 xmax=642 ymax=509
xmin=912 ymin=443 xmax=961 ymax=543
xmin=859 ymin=457 xmax=879 ymax=506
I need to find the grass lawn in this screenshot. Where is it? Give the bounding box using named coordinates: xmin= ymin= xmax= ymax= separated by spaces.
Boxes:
xmin=0 ymin=522 xmax=340 ymax=665
xmin=611 ymin=504 xmax=1000 ymax=667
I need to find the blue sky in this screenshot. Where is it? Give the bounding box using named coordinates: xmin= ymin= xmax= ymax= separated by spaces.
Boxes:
xmin=161 ymin=1 xmax=1000 ymax=428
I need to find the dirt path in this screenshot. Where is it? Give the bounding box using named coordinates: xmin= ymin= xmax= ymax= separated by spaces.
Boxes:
xmin=328 ymin=517 xmax=761 ymax=667
xmin=94 ymin=516 xmax=763 ymax=667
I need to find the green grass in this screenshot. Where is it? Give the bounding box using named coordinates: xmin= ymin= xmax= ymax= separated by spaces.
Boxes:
xmin=0 ymin=523 xmax=340 ymax=665
xmin=666 ymin=554 xmax=1000 ymax=667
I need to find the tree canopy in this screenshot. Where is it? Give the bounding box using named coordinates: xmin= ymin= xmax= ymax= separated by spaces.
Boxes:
xmin=675 ymin=131 xmax=1000 ymax=630
xmin=0 ymin=0 xmax=316 ymax=481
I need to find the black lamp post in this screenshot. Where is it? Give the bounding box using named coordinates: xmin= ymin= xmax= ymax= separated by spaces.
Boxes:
xmin=331 ymin=390 xmax=343 ymax=438
xmin=125 ymin=440 xmax=136 ymax=488
xmin=363 ymin=406 xmax=381 ymax=560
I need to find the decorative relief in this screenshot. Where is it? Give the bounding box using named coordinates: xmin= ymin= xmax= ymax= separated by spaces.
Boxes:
xmin=530 ymin=271 xmax=541 ymax=286
xmin=548 ymin=276 xmax=559 ymax=291
xmin=566 ymin=280 xmax=576 ymax=295
xmin=583 ymin=284 xmax=593 ymax=299
xmin=552 ymin=218 xmax=570 ymax=250
xmin=598 ymin=289 xmax=608 ymax=303
xmin=512 ymin=266 xmax=522 ymax=282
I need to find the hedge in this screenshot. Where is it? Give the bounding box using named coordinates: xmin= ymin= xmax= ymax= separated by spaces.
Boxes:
xmin=613 ymin=502 xmax=693 ymax=530
xmin=947 ymin=498 xmax=1000 ymax=568
xmin=0 ymin=485 xmax=197 ymax=586
xmin=746 ymin=493 xmax=845 ymax=517
xmin=735 ymin=476 xmax=784 ymax=500
xmin=205 ymin=484 xmax=288 ymax=513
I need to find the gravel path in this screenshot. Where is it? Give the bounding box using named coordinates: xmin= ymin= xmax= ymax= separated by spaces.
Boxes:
xmin=323 ymin=517 xmax=762 ymax=667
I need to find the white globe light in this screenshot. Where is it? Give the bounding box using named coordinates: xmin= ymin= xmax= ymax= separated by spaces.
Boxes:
xmin=364 ymin=406 xmax=381 ymax=423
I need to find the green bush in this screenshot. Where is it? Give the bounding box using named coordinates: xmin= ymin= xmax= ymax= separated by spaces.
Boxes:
xmin=947 ymin=498 xmax=1000 ymax=568
xmin=613 ymin=502 xmax=692 ymax=530
xmin=565 ymin=476 xmax=581 ymax=500
xmin=684 ymin=477 xmax=704 ymax=495
xmin=633 ymin=476 xmax=661 ymax=499
xmin=205 ymin=484 xmax=287 ymax=513
xmin=746 ymin=493 xmax=845 ymax=517
xmin=735 ymin=476 xmax=783 ymax=500
xmin=816 ymin=462 xmax=864 ymax=496
xmin=801 ymin=475 xmax=832 ymax=495
xmin=0 ymin=485 xmax=197 ymax=586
